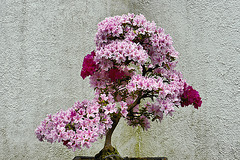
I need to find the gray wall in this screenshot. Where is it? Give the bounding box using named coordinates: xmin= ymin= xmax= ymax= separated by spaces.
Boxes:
xmin=1 ymin=0 xmax=239 ymax=159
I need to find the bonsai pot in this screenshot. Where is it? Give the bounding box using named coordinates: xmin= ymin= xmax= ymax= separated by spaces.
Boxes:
xmin=73 ymin=156 xmax=168 ymax=160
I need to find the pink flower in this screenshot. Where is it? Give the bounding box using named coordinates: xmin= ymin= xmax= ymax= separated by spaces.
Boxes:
xmin=140 ymin=116 xmax=150 ymax=130
xmin=119 ymin=101 xmax=128 ymax=117
xmin=127 ymin=81 xmax=137 ymax=92
xmin=100 ymin=94 xmax=108 ymax=101
xmin=105 ymin=103 xmax=117 ymax=114
xmin=121 ymin=109 xmax=128 ymax=117
xmin=82 ymin=141 xmax=91 ymax=148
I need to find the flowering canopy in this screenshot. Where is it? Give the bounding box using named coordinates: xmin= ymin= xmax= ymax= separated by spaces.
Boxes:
xmin=35 ymin=13 xmax=202 ymax=151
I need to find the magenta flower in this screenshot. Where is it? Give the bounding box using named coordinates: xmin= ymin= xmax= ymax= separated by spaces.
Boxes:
xmin=181 ymin=83 xmax=202 ymax=109
xmin=80 ymin=51 xmax=98 ymax=79
xmin=108 ymin=68 xmax=125 ymax=82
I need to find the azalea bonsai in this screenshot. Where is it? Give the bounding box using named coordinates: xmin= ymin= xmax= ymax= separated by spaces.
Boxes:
xmin=35 ymin=13 xmax=202 ymax=159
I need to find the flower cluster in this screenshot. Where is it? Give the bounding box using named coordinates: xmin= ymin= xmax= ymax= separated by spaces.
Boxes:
xmin=35 ymin=100 xmax=112 ymax=151
xmin=181 ymin=83 xmax=202 ymax=109
xmin=126 ymin=75 xmax=163 ymax=92
xmin=95 ymin=14 xmax=156 ymax=48
xmin=108 ymin=68 xmax=126 ymax=82
xmin=94 ymin=41 xmax=148 ymax=67
xmin=95 ymin=13 xmax=179 ymax=71
xmin=81 ymin=51 xmax=98 ymax=79
xmin=36 ymin=13 xmax=202 ymax=151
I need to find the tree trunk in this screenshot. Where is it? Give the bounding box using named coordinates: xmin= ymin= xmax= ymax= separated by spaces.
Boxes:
xmin=95 ymin=114 xmax=122 ymax=160
xmin=104 ymin=114 xmax=120 ymax=149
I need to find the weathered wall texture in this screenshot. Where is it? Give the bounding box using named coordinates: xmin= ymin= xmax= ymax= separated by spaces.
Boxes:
xmin=0 ymin=0 xmax=239 ymax=159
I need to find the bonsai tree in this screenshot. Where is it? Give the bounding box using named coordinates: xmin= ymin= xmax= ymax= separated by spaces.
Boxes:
xmin=35 ymin=13 xmax=202 ymax=159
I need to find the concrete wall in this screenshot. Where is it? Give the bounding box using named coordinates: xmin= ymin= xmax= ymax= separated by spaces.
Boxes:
xmin=1 ymin=0 xmax=239 ymax=159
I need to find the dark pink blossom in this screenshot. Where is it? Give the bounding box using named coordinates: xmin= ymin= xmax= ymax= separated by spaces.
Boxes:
xmin=181 ymin=83 xmax=202 ymax=109
xmin=108 ymin=68 xmax=125 ymax=82
xmin=80 ymin=51 xmax=98 ymax=79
